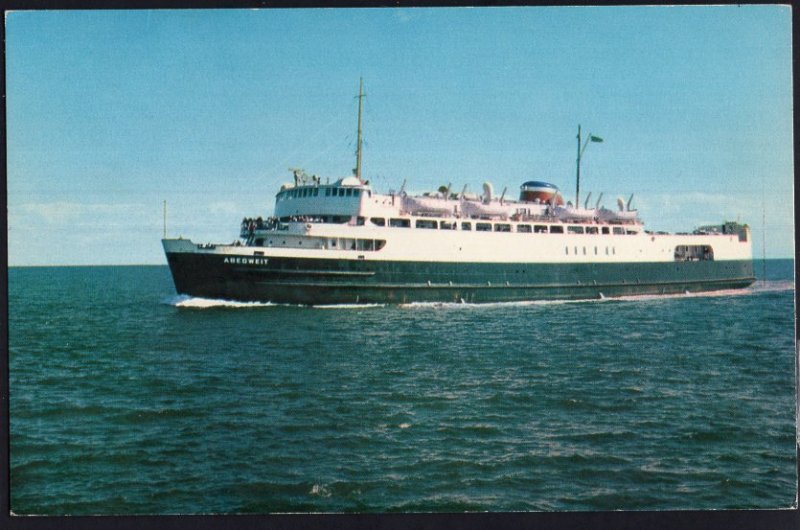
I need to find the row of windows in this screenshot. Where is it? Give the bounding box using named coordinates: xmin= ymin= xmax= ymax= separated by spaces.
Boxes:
xmin=277 ymin=187 xmax=365 ymax=201
xmin=370 ymin=217 xmax=637 ymax=235
xmin=254 ymin=237 xmax=386 ymax=251
xmin=566 ymin=246 xmax=617 ymax=256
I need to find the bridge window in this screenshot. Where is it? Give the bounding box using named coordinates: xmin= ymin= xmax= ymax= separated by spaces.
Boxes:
xmin=534 ymin=225 xmax=548 ymax=233
xmin=586 ymin=226 xmax=599 ymax=234
xmin=550 ymin=225 xmax=564 ymax=234
xmin=494 ymin=223 xmax=511 ymax=232
xmin=461 ymin=222 xmax=472 ymax=231
xmin=517 ymin=224 xmax=532 ymax=233
xmin=567 ymin=226 xmax=585 ymax=234
xmin=390 ymin=218 xmax=410 ymax=228
xmin=313 ymin=188 xmax=319 ymax=197
xmin=476 ymin=223 xmax=492 ymax=232
xmin=325 ymin=188 xmax=331 ymax=196
xmin=440 ymin=221 xmax=456 ymax=230
xmin=602 ymin=226 xmax=610 ymax=234
xmin=416 ymin=219 xmax=438 ymax=229
xmin=613 ymin=227 xmax=625 ymax=235
xmin=345 ymin=188 xmax=353 ymax=197
xmin=370 ymin=217 xmax=386 ymax=226
xmin=353 ymin=190 xmax=361 ymax=197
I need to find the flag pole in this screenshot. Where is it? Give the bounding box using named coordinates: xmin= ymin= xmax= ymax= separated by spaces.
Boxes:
xmin=576 ymin=125 xmax=581 ymax=207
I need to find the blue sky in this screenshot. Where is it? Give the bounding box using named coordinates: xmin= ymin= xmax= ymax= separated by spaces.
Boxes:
xmin=6 ymin=6 xmax=794 ymax=265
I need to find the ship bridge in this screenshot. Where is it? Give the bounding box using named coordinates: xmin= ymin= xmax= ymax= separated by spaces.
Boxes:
xmin=274 ymin=176 xmax=374 ymax=221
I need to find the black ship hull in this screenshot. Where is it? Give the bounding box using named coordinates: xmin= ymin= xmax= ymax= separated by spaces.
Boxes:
xmin=165 ymin=251 xmax=755 ymax=305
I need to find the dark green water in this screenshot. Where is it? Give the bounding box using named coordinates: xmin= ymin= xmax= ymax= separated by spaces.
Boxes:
xmin=8 ymin=260 xmax=796 ymax=514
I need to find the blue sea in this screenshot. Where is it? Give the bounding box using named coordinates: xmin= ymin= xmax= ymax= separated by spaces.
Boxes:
xmin=8 ymin=260 xmax=797 ymax=514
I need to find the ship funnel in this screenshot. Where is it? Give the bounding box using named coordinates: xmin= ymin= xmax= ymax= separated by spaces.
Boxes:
xmin=627 ymin=193 xmax=635 ymax=211
xmin=483 ymin=182 xmax=494 ymax=204
xmin=616 ymin=197 xmax=625 ymax=211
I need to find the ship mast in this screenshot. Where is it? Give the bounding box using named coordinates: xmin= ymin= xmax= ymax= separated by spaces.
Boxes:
xmin=355 ymin=77 xmax=365 ymax=182
xmin=575 ymin=124 xmax=603 ymax=206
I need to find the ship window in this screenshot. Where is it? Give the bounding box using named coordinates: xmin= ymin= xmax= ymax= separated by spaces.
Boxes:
xmin=353 ymin=190 xmax=361 ymax=197
xmin=461 ymin=222 xmax=472 ymax=231
xmin=674 ymin=245 xmax=714 ymax=262
xmin=517 ymin=224 xmax=532 ymax=233
xmin=357 ymin=216 xmax=366 ymax=226
xmin=574 ymin=246 xmax=578 ymax=254
xmin=313 ymin=188 xmax=319 ymax=197
xmin=325 ymin=188 xmax=332 ymax=196
xmin=550 ymin=225 xmax=564 ymax=234
xmin=582 ymin=247 xmax=586 ymax=255
xmin=255 ymin=238 xmax=264 ymax=246
xmin=605 ymin=246 xmax=608 ymax=255
xmin=440 ymin=221 xmax=456 ymax=230
xmin=534 ymin=225 xmax=548 ymax=233
xmin=602 ymin=227 xmax=610 ymax=234
xmin=612 ymin=247 xmax=616 ymax=255
xmin=494 ymin=223 xmax=511 ymax=232
xmin=586 ymin=226 xmax=599 ymax=234
xmin=613 ymin=227 xmax=625 ymax=235
xmin=565 ymin=247 xmax=569 ymax=255
xmin=376 ymin=240 xmax=387 ymax=250
xmin=626 ymin=229 xmax=637 ymax=235
xmin=476 ymin=223 xmax=492 ymax=232
xmin=390 ymin=218 xmax=410 ymax=228
xmin=345 ymin=188 xmax=352 ymax=197
xmin=567 ymin=226 xmax=585 ymax=234
xmin=338 ymin=188 xmax=345 ymax=197
xmin=370 ymin=217 xmax=386 ymax=226
xmin=594 ymin=246 xmax=598 ymax=255
xmin=416 ymin=219 xmax=438 ymax=229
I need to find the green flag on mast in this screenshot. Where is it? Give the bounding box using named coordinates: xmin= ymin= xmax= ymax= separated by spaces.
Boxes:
xmin=590 ymin=135 xmax=603 ymax=143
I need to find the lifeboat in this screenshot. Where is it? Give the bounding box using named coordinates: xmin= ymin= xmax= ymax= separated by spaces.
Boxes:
xmin=598 ymin=195 xmax=638 ymax=222
xmin=461 ymin=199 xmax=518 ymax=218
xmin=520 ymin=181 xmax=564 ymax=205
xmin=598 ymin=208 xmax=638 ymax=222
xmin=402 ymin=195 xmax=455 ymax=215
xmin=553 ymin=205 xmax=597 ymax=221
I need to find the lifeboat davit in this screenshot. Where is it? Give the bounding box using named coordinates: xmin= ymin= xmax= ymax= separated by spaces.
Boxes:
xmin=520 ymin=181 xmax=564 ymax=205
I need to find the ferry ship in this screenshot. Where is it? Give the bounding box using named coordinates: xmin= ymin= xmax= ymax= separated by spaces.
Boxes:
xmin=162 ymin=82 xmax=755 ymax=305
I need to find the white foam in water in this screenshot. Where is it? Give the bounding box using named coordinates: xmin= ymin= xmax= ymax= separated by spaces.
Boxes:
xmin=312 ymin=303 xmax=386 ymax=309
xmin=750 ymin=279 xmax=795 ymax=293
xmin=163 ymin=295 xmax=276 ymax=309
xmin=400 ymin=282 xmax=794 ymax=309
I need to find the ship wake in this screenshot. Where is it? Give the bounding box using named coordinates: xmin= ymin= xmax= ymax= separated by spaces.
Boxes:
xmin=163 ymin=295 xmax=277 ymax=309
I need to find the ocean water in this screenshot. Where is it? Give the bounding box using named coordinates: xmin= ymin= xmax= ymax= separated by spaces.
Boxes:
xmin=8 ymin=260 xmax=797 ymax=514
